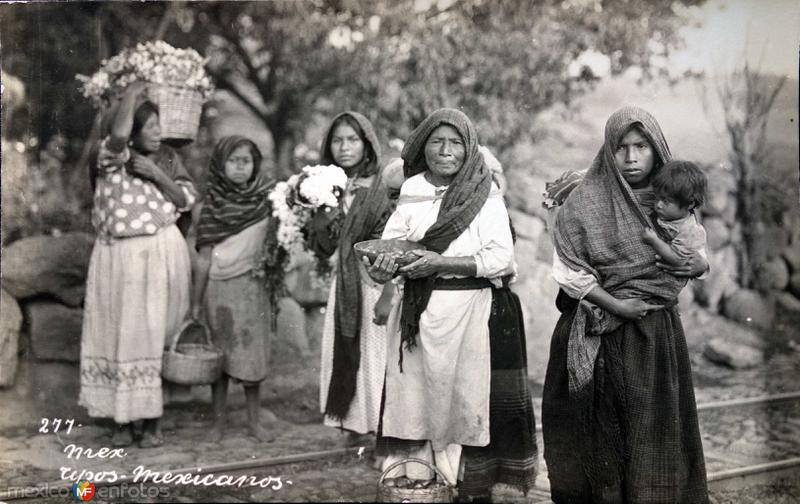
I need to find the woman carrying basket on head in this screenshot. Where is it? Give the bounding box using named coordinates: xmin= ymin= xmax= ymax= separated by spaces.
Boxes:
xmin=192 ymin=135 xmax=275 ymax=442
xmin=79 ymin=82 xmax=198 ymax=448
xmin=364 ymin=108 xmax=538 ymax=502
xmin=541 ymin=106 xmax=710 ymax=503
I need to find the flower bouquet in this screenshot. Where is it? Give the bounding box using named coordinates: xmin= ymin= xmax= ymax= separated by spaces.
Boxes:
xmin=257 ymin=165 xmax=348 ymax=304
xmin=76 ymin=40 xmax=214 ymax=141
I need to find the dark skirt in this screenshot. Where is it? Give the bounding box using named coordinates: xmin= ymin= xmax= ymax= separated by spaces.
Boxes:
xmin=459 ymin=288 xmax=539 ymax=499
xmin=542 ymin=290 xmax=708 ymax=504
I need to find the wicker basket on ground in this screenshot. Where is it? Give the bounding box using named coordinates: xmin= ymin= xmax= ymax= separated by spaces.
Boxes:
xmin=376 ymin=458 xmax=454 ymax=503
xmin=162 ymin=319 xmax=223 ymax=385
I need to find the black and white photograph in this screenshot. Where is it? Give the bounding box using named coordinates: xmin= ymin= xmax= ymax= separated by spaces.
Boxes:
xmin=0 ymin=0 xmax=798 ymax=502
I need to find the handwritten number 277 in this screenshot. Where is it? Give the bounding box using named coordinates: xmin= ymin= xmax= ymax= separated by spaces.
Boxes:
xmin=39 ymin=418 xmax=75 ymax=434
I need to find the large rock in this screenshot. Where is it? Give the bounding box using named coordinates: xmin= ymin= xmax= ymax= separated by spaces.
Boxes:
xmin=783 ymin=242 xmax=800 ymax=273
xmin=722 ymin=288 xmax=775 ymax=330
xmin=24 ymin=300 xmax=83 ymax=362
xmin=682 ymin=307 xmax=765 ymax=354
xmin=702 ymin=166 xmax=738 ymax=224
xmin=0 ymin=289 xmax=23 ymax=387
xmin=510 ymin=257 xmax=560 ymax=384
xmin=511 ymin=210 xmax=553 ymax=263
xmin=789 ymin=273 xmax=800 ymax=298
xmin=693 ymin=245 xmax=738 ymax=312
xmin=1 ymin=232 xmax=94 ymax=307
xmin=773 ymin=292 xmax=800 ymax=347
xmin=703 ymin=337 xmax=764 ymax=369
xmin=754 ymin=257 xmax=790 ymax=292
xmin=750 ymin=224 xmax=789 ymax=264
xmin=272 ymin=297 xmax=311 ymax=367
xmin=284 ymin=259 xmax=330 ymax=309
xmin=508 ymin=209 xmax=546 ymax=244
xmin=703 ymin=217 xmax=730 ymax=251
xmin=506 ymin=170 xmax=550 ymax=221
xmin=783 ymin=209 xmax=800 ymax=246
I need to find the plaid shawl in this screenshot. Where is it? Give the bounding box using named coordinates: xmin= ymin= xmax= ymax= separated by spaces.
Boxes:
xmin=553 ymin=106 xmax=685 ymax=394
xmin=398 ymin=108 xmax=493 ymax=352
xmin=195 ymin=136 xmax=272 ymax=249
xmin=319 ymin=112 xmax=395 ymax=420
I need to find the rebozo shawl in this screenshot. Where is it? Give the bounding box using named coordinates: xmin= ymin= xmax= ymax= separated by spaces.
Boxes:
xmin=319 ymin=112 xmax=395 ymax=421
xmin=195 ymin=136 xmax=273 ymax=249
xmin=553 ymin=106 xmax=686 ymax=393
xmin=398 ymin=108 xmax=493 ymax=354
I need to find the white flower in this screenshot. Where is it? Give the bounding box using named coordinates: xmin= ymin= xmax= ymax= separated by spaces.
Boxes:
xmin=76 ymin=39 xmax=215 ymax=106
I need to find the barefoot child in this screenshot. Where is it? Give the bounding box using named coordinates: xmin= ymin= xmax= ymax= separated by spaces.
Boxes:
xmin=641 ymin=160 xmax=708 ymax=267
xmin=192 ymin=136 xmax=274 ymax=442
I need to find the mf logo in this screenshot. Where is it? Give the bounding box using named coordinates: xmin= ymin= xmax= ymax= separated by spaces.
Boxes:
xmin=71 ymin=480 xmax=96 ymax=501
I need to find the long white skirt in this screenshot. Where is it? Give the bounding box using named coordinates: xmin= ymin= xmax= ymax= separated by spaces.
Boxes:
xmin=382 ymin=288 xmax=492 ymax=450
xmin=319 ymin=269 xmax=387 ymax=434
xmin=79 ymin=225 xmax=191 ymax=424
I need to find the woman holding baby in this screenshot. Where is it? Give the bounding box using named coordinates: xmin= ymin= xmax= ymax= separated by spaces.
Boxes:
xmin=541 ymin=106 xmax=710 ymax=504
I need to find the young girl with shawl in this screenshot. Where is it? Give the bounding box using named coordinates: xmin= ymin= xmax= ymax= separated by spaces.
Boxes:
xmin=313 ymin=112 xmax=396 ymax=438
xmin=365 ymin=108 xmax=538 ymax=501
xmin=541 ymin=106 xmax=709 ymax=503
xmin=79 ymin=83 xmax=197 ymax=448
xmin=192 ymin=135 xmax=274 ymax=442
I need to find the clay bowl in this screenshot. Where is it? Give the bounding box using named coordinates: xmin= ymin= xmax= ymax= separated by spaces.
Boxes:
xmin=353 ymin=239 xmax=426 ymax=267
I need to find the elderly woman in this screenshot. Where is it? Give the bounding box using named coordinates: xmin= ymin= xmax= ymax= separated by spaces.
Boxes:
xmin=79 ymin=82 xmax=197 ymax=448
xmin=365 ymin=108 xmax=538 ymax=501
xmin=313 ymin=112 xmax=395 ymax=438
xmin=542 ymin=106 xmax=709 ymax=503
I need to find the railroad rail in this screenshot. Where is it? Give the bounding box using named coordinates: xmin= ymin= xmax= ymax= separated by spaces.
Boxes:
xmin=2 ymin=391 xmax=799 ymax=502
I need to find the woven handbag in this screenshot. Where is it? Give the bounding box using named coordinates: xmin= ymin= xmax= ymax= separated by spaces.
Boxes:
xmin=162 ymin=319 xmax=223 ymax=385
xmin=376 ymin=458 xmax=454 ymax=503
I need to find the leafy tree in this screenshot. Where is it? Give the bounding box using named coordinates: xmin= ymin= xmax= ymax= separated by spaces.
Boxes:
xmin=1 ymin=0 xmax=707 ymax=172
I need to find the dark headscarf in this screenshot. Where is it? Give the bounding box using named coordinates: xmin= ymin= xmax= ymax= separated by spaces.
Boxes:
xmin=320 ymin=112 xmax=395 ymax=421
xmin=398 ymin=108 xmax=493 ymax=354
xmin=195 ymin=136 xmax=272 ymax=249
xmin=320 ymin=111 xmax=381 ymax=179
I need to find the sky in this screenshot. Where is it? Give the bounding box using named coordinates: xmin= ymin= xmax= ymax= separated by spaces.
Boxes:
xmin=672 ymin=0 xmax=800 ymax=79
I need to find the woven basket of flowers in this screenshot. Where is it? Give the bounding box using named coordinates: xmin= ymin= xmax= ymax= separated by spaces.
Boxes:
xmin=77 ymin=40 xmax=214 ymax=142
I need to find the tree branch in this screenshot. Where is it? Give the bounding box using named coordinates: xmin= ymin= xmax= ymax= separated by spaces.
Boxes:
xmin=206 ymin=68 xmax=269 ymax=123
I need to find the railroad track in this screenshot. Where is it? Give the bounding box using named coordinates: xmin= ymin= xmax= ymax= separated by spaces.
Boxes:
xmin=2 ymin=391 xmax=800 ymax=503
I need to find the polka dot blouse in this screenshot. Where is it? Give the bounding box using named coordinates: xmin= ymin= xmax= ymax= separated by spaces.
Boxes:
xmin=92 ymin=138 xmax=197 ymax=241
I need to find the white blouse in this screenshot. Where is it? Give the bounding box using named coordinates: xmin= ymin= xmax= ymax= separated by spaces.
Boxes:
xmin=381 ymin=173 xmax=515 ymax=283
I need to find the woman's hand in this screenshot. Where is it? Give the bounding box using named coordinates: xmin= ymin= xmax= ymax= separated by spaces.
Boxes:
xmin=125 ymin=81 xmax=148 ymax=100
xmin=613 ymin=298 xmax=664 ymax=320
xmin=655 ymin=250 xmax=708 ymax=278
xmin=362 ymin=253 xmax=398 ymax=283
xmin=310 ymin=207 xmax=340 ymax=234
xmin=399 ymin=250 xmax=442 ymax=279
xmin=373 ymin=296 xmax=393 ymax=326
xmin=130 ymin=153 xmax=166 ymax=183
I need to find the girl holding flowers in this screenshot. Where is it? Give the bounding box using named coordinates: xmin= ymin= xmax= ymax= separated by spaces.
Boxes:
xmin=313 ymin=112 xmax=395 ymax=440
xmin=79 ymin=82 xmax=198 ymax=448
xmin=192 ymin=136 xmax=274 ymax=442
